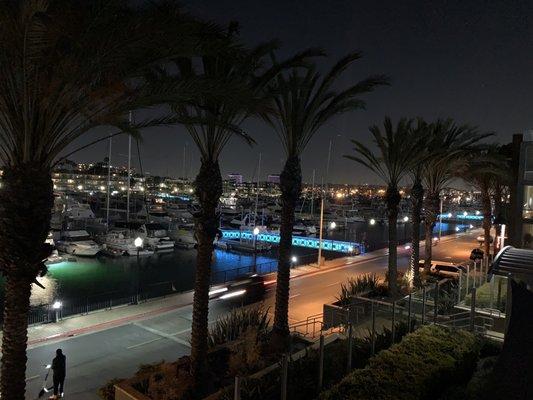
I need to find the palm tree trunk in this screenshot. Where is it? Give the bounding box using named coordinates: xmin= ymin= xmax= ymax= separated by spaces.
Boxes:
xmin=0 ymin=165 xmax=53 ymax=400
xmin=190 ymin=160 xmax=222 ymax=391
xmin=481 ymin=188 xmax=492 ymax=257
xmin=423 ymin=192 xmax=439 ymax=273
xmin=273 ymin=155 xmax=301 ymax=338
xmin=385 ymin=186 xmax=400 ymax=295
xmin=409 ymin=180 xmax=423 ymax=286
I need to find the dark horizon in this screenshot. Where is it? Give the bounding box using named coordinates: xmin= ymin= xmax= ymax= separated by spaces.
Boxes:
xmin=64 ymin=0 xmax=532 ymax=184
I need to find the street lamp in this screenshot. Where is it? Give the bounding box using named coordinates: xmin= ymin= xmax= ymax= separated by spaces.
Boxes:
xmin=253 ymin=227 xmax=260 ymax=273
xmin=291 ymin=255 xmax=297 ymax=268
xmin=52 ymin=300 xmax=62 ymax=323
xmin=369 ymin=218 xmax=376 ymax=226
xmin=133 ymin=237 xmax=143 ymax=304
xmin=403 ymin=216 xmax=409 ymax=222
xmin=329 ymin=221 xmax=337 ymax=230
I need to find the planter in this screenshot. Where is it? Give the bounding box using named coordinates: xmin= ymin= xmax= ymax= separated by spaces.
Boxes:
xmin=115 ymin=382 xmax=151 ymax=400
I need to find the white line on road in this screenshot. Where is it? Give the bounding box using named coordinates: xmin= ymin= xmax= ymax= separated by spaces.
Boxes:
xmin=326 ymin=281 xmax=340 ymax=287
xmin=126 ymin=337 xmax=162 ymax=349
xmin=289 ymin=293 xmax=301 ymax=299
xmin=133 ymin=322 xmax=191 ymax=348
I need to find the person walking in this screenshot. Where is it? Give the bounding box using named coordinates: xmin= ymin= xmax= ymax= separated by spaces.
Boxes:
xmin=49 ymin=349 xmax=66 ymax=399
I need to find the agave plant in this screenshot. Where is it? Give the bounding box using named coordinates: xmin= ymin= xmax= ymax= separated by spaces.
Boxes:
xmin=208 ymin=306 xmax=271 ymax=348
xmin=336 ymin=273 xmax=380 ymax=305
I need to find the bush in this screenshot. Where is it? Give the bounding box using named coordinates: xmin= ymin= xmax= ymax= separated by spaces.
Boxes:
xmin=337 ymin=274 xmax=379 ymax=305
xmin=319 ymin=325 xmax=480 ymax=400
xmin=214 ymin=321 xmax=413 ymax=400
xmin=98 ymin=378 xmax=125 ymax=400
xmin=208 ymin=305 xmax=270 ymax=348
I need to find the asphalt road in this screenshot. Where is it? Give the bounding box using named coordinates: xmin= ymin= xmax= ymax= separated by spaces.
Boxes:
xmin=23 ymin=229 xmax=481 ymax=399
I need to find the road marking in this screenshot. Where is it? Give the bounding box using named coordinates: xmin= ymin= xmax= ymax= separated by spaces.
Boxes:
xmin=26 ymin=375 xmax=40 ymax=382
xmin=289 ymin=293 xmax=301 ymax=299
xmin=326 ymin=281 xmax=340 ymax=287
xmin=127 ymin=337 xmax=162 ymax=349
xmin=133 ymin=322 xmax=191 ymax=348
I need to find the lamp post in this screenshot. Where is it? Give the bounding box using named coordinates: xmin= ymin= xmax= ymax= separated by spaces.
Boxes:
xmin=133 ymin=236 xmax=143 ymax=304
xmin=253 ymin=227 xmax=260 ymax=273
xmin=52 ymin=300 xmax=62 ymax=323
xmin=291 ymin=255 xmax=297 ymax=268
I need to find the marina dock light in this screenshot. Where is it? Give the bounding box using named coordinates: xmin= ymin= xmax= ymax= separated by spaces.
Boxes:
xmin=433 ymin=237 xmax=438 ymax=242
xmin=52 ymin=301 xmax=62 ymax=310
xmin=329 ymin=221 xmax=337 ymax=230
xmin=404 ymin=244 xmax=411 ymax=250
xmin=403 ymin=216 xmax=409 ymax=222
xmin=463 ymin=211 xmax=468 ymax=216
xmin=253 ymin=227 xmax=260 ymax=236
xmin=348 ymin=246 xmax=354 ymax=253
xmin=469 ymin=224 xmax=474 ymax=229
xmin=291 ymin=256 xmax=297 ymax=263
xmin=447 ymin=213 xmax=452 ymax=218
xmin=134 ymin=237 xmax=143 ymax=248
xmin=475 ymin=210 xmax=480 ymax=215
xmin=455 ymin=226 xmax=460 ymax=232
xmin=369 ymin=218 xmax=376 ymax=226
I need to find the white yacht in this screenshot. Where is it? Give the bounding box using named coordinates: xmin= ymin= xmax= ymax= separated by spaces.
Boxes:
xmin=144 ymin=223 xmax=175 ymax=251
xmin=56 ymin=230 xmax=101 ymax=257
xmin=170 ymin=224 xmax=196 ymax=249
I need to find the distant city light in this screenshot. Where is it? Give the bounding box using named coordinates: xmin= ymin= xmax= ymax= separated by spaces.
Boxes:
xmin=475 ymin=210 xmax=480 ymax=215
xmin=403 ymin=216 xmax=409 ymax=222
xmin=463 ymin=211 xmax=468 ymax=216
xmin=189 ymin=188 xmax=194 ymax=193
xmin=329 ymin=221 xmax=337 ymax=230
xmin=253 ymin=227 xmax=260 ymax=236
xmin=77 ymin=185 xmax=83 ymax=190
xmin=291 ymin=256 xmax=297 ymax=263
xmin=99 ymin=185 xmax=105 ymax=191
xmin=369 ymin=218 xmax=376 ymax=225
xmin=447 ymin=213 xmax=452 ymax=218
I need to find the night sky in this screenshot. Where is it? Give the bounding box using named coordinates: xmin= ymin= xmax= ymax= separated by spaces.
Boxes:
xmin=66 ymin=0 xmax=533 ymax=184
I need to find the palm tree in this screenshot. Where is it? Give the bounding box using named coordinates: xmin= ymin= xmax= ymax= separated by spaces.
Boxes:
xmin=347 ymin=118 xmax=424 ymax=295
xmin=407 ymin=119 xmax=431 ymax=287
xmin=421 ymin=120 xmax=491 ymax=272
xmin=263 ymin=53 xmax=388 ymax=338
xmin=0 ymin=2 xmax=222 ymax=398
xmin=462 ymin=146 xmax=508 ymax=256
xmin=167 ymin=40 xmax=320 ymax=387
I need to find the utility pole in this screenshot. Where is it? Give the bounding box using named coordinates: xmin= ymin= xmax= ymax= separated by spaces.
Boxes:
xmin=126 ymin=111 xmax=132 ymax=222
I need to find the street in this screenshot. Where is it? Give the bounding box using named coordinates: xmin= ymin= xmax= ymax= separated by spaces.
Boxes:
xmin=23 ymin=229 xmax=480 ymax=399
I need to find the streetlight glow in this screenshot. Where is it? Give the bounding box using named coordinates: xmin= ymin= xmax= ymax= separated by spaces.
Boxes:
xmin=291 ymin=256 xmax=297 ymax=263
xmin=134 ymin=237 xmax=143 ymax=248
xmin=463 ymin=211 xmax=468 ymax=216
xmin=253 ymin=227 xmax=260 ymax=236
xmin=403 ymin=216 xmax=409 ymax=222
xmin=369 ymin=218 xmax=376 ymax=225
xmin=52 ymin=301 xmax=62 ymax=310
xmin=329 ymin=221 xmax=337 ymax=230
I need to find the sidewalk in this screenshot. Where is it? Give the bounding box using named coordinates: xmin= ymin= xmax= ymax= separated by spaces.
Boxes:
xmin=22 ymin=229 xmax=479 ymax=348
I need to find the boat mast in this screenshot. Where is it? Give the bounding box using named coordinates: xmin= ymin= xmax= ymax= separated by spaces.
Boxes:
xmin=310 ymin=169 xmax=316 ymax=216
xmin=105 ymin=132 xmax=112 ymax=231
xmin=253 ymin=153 xmax=261 ymax=227
xmin=126 ymin=111 xmax=132 ymax=222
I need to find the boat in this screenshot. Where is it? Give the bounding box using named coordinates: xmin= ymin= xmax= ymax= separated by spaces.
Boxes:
xmin=169 ymin=224 xmax=196 ymax=249
xmin=144 ymin=223 xmax=175 ymax=251
xmin=56 ymin=230 xmax=102 ymax=257
xmin=102 ymin=230 xmax=154 ymax=256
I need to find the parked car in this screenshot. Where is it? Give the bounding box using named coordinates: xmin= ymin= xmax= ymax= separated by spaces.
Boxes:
xmin=419 ymin=260 xmax=466 ymax=279
xmin=470 ymin=248 xmax=484 ymax=260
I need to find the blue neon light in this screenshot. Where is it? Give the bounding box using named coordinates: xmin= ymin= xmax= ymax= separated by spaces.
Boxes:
xmin=220 ymin=229 xmax=361 ymax=254
xmin=438 ymin=214 xmax=483 ymax=221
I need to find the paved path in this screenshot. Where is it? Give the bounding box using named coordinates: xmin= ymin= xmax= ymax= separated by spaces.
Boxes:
xmin=19 ymin=229 xmax=481 ymax=399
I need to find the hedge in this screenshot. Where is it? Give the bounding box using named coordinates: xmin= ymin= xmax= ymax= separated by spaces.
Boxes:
xmin=319 ymin=325 xmax=480 ymax=400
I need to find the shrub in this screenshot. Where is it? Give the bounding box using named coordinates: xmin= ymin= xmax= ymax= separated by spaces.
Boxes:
xmin=337 ymin=273 xmax=379 ymax=305
xmin=98 ymin=378 xmax=125 ymax=400
xmin=319 ymin=325 xmax=480 ymax=400
xmin=214 ymin=321 xmax=413 ymax=400
xmin=208 ymin=305 xmax=270 ymax=348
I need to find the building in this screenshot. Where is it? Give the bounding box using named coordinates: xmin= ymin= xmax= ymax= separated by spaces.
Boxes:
xmin=510 ymin=132 xmax=533 ymax=248
xmin=227 ymin=173 xmax=243 ymax=185
xmin=267 ymin=174 xmax=280 ymax=184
